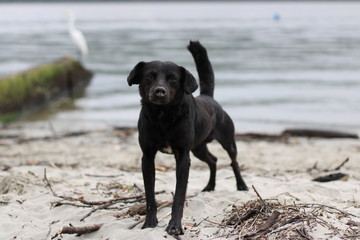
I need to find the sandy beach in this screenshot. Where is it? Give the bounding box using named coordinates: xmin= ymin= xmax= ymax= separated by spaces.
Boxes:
xmin=0 ymin=122 xmax=359 ymax=240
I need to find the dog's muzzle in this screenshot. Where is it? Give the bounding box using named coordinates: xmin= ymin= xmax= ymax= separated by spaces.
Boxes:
xmin=154 ymin=87 xmax=167 ymax=97
xmin=149 ymin=86 xmax=170 ymax=104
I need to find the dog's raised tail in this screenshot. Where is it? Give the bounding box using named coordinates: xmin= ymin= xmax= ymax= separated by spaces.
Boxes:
xmin=187 ymin=41 xmax=214 ymax=98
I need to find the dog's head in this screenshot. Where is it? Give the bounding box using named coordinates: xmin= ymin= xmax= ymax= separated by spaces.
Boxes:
xmin=127 ymin=61 xmax=198 ymax=105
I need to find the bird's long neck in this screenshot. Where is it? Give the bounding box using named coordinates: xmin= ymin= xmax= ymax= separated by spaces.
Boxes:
xmin=68 ymin=17 xmax=75 ymax=31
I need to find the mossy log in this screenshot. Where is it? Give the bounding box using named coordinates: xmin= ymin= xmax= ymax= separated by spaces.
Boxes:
xmin=0 ymin=57 xmax=93 ymax=123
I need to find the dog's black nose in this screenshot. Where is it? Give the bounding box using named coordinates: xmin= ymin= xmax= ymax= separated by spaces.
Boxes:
xmin=155 ymin=87 xmax=167 ymax=97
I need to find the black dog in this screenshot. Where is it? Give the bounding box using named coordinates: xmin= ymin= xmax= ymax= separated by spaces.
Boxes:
xmin=127 ymin=41 xmax=248 ymax=235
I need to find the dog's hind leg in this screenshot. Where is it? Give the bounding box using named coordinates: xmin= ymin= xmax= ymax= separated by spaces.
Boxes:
xmin=216 ymin=114 xmax=248 ymax=191
xmin=223 ymin=140 xmax=248 ymax=191
xmin=192 ymin=144 xmax=217 ymax=191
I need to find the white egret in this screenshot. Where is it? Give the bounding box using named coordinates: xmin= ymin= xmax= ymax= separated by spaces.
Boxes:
xmin=66 ymin=11 xmax=89 ymax=59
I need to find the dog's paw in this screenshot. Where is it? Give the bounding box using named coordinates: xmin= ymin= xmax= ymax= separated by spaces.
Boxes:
xmin=202 ymin=184 xmax=215 ymax=192
xmin=237 ymin=183 xmax=249 ymax=191
xmin=142 ymin=216 xmax=158 ymax=229
xmin=166 ymin=220 xmax=184 ymax=236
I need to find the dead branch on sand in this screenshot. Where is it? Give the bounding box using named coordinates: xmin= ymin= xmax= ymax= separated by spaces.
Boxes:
xmin=44 ymin=167 xmax=166 ymax=221
xmin=128 ymin=200 xmax=173 ymax=229
xmin=330 ymin=157 xmax=350 ymax=171
xmin=51 ymin=223 xmax=103 ymax=239
xmin=128 ymin=194 xmax=197 ymax=230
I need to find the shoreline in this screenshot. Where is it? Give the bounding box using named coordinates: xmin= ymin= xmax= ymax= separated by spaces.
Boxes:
xmin=0 ymin=122 xmax=359 ymax=239
xmin=1 ymin=119 xmax=359 ymax=141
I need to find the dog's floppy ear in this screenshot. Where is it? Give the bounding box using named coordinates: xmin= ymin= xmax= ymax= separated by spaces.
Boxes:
xmin=181 ymin=67 xmax=198 ymax=94
xmin=127 ymin=62 xmax=145 ymax=86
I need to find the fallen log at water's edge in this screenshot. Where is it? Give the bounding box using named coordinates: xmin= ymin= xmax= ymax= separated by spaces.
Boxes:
xmin=236 ymin=128 xmax=359 ymax=142
xmin=282 ymin=128 xmax=359 ymax=139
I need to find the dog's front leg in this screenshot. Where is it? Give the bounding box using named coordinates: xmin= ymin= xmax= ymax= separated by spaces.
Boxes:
xmin=166 ymin=150 xmax=191 ymax=235
xmin=141 ymin=150 xmax=158 ymax=229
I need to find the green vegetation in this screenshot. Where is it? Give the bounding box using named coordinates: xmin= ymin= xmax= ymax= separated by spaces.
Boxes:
xmin=0 ymin=64 xmax=63 ymax=111
xmin=0 ymin=57 xmax=93 ymax=123
xmin=0 ymin=112 xmax=20 ymax=124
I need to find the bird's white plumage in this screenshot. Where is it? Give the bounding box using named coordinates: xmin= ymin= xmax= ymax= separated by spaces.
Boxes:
xmin=66 ymin=11 xmax=89 ymax=57
xmin=69 ymin=28 xmax=89 ymax=56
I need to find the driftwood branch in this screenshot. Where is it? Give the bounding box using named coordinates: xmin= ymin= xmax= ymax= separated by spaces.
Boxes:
xmin=242 ymin=210 xmax=281 ymax=238
xmin=259 ymin=210 xmax=281 ymax=231
xmin=282 ymin=128 xmax=359 ymax=139
xmin=235 ymin=133 xmax=288 ymax=142
xmin=312 ymin=173 xmax=348 ymax=182
xmin=295 ymin=203 xmax=360 ymax=219
xmin=44 ymin=167 xmax=167 ymax=222
xmin=79 ymin=190 xmax=166 ymax=221
xmin=84 ymin=173 xmax=123 ymax=178
xmin=80 ymin=201 xmax=117 ymax=222
xmin=252 ymin=185 xmax=271 ymax=212
xmin=46 ymin=167 xmax=165 ymax=213
xmin=332 ymin=157 xmax=350 ymax=171
xmin=44 ymin=168 xmax=57 ymax=197
xmin=17 ymin=130 xmax=90 ymax=144
xmin=128 ymin=200 xmax=173 ymax=229
xmin=235 ymin=128 xmax=359 ymax=142
xmin=128 ymin=216 xmax=146 ymax=230
xmin=44 ymin=168 xmax=80 ymax=202
xmin=78 ymin=190 xmax=165 ymax=207
xmin=128 ymin=194 xmax=197 ymax=230
xmin=51 ymin=223 xmax=103 ymax=239
xmin=0 ymin=201 xmax=10 ymax=205
xmin=295 ymin=227 xmax=313 ymax=240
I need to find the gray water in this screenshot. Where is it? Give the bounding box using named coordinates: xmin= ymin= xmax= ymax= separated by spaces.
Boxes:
xmin=1 ymin=2 xmax=360 ymax=133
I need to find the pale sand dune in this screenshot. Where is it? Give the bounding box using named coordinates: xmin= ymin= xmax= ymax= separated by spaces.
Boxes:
xmin=0 ymin=123 xmax=359 ymax=239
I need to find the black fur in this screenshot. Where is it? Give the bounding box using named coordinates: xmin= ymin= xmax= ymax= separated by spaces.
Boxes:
xmin=127 ymin=41 xmax=248 ymax=235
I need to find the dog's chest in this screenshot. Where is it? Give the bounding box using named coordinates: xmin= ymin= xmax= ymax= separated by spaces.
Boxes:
xmin=145 ymin=108 xmax=186 ymax=155
xmin=159 ymin=143 xmax=173 ymax=154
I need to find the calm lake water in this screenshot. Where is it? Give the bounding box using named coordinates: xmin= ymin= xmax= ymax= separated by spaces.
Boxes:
xmin=1 ymin=2 xmax=360 ymax=133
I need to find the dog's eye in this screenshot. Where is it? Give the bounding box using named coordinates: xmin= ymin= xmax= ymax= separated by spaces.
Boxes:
xmin=168 ymin=75 xmax=177 ymax=83
xmin=145 ymin=74 xmax=154 ymax=81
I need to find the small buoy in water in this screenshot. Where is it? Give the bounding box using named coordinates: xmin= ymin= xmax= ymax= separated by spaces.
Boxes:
xmin=273 ymin=12 xmax=281 ymax=21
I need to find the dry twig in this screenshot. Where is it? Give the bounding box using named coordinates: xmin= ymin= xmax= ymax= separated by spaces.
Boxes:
xmin=44 ymin=167 xmax=168 ymax=222
xmin=128 ymin=200 xmax=173 ymax=229
xmin=295 ymin=227 xmax=313 ymax=240
xmin=242 ymin=210 xmax=281 ymax=238
xmin=333 ymin=157 xmax=350 ymax=171
xmin=51 ymin=223 xmax=103 ymax=239
xmin=44 ymin=168 xmax=57 ymax=197
xmin=128 ymin=194 xmax=197 ymax=230
xmin=252 ymin=185 xmax=271 ymax=212
xmin=79 ymin=190 xmax=166 ymax=221
xmin=84 ymin=173 xmax=123 ymax=178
